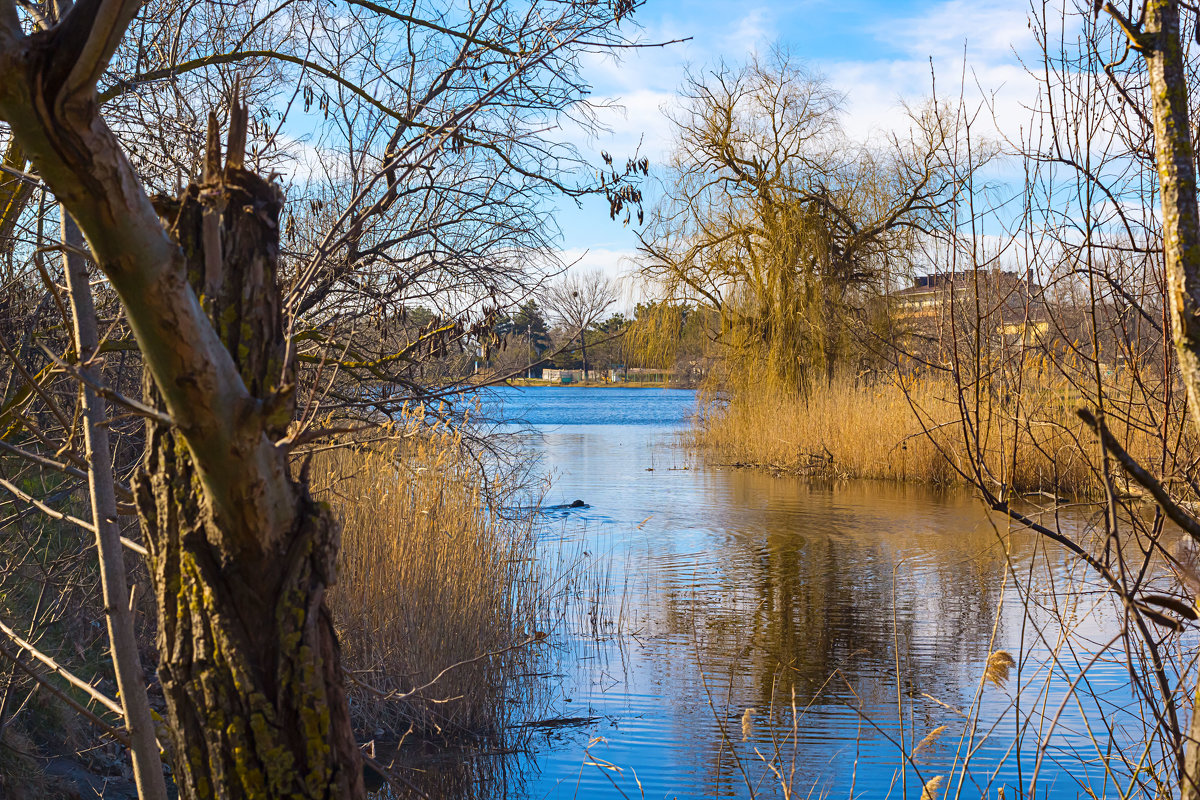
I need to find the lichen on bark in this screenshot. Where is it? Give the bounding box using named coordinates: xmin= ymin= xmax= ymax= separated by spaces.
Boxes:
xmin=132 ymin=115 xmax=363 ymax=800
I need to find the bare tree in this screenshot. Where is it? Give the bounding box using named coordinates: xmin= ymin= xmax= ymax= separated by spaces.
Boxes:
xmin=892 ymin=1 xmax=1200 ymax=796
xmin=1089 ymin=0 xmax=1200 ymax=794
xmin=637 ymin=48 xmax=982 ymax=390
xmin=0 ymin=0 xmax=651 ymax=796
xmin=543 ymin=269 xmax=618 ymax=379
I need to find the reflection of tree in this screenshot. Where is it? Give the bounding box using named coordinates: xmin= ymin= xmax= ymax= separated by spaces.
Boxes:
xmin=371 ymin=741 xmax=537 ymax=800
xmin=644 ymin=477 xmax=1024 ymax=794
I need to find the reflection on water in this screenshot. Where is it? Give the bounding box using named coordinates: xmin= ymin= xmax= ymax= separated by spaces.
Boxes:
xmin=391 ymin=387 xmax=1166 ymax=799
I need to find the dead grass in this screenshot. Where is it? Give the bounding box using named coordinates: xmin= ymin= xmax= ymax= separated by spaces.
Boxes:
xmin=695 ymin=367 xmax=1186 ymax=497
xmin=312 ymin=415 xmax=551 ymax=741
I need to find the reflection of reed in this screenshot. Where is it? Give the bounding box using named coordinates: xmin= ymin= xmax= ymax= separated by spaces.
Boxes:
xmin=607 ymin=481 xmax=1008 ymax=795
xmin=653 ymin=480 xmax=1010 ymax=706
xmin=618 ymin=476 xmax=1164 ymax=797
xmin=631 ymin=474 xmax=1188 ymax=798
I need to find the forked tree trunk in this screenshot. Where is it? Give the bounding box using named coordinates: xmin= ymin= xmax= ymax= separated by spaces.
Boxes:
xmin=0 ymin=14 xmax=365 ymax=796
xmin=131 ymin=114 xmax=364 ymax=800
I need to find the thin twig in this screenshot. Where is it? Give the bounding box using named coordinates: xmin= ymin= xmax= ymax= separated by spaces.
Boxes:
xmin=0 ymin=617 xmax=123 ymax=716
xmin=1078 ymin=408 xmax=1200 ymax=543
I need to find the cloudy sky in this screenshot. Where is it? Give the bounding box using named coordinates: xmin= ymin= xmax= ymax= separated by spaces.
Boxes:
xmin=558 ymin=0 xmax=1044 ymax=302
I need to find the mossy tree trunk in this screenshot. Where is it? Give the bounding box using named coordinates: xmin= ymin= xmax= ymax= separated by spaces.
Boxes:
xmin=131 ymin=114 xmax=364 ymax=800
xmin=0 ymin=7 xmax=365 ymax=797
xmin=1105 ymin=0 xmax=1200 ymax=796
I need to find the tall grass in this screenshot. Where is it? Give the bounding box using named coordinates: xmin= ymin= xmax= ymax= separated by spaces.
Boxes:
xmin=312 ymin=418 xmax=550 ymax=741
xmin=695 ymin=367 xmax=1182 ymax=497
xmin=697 ymin=372 xmax=958 ymax=483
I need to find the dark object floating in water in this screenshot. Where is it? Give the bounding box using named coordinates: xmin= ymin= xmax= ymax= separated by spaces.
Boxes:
xmin=542 ymin=499 xmax=589 ymax=511
xmin=501 ymin=499 xmax=590 ymax=518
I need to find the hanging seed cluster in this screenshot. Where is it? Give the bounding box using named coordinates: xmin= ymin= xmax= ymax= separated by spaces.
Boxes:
xmin=599 ymin=151 xmax=649 ymax=225
xmin=302 ymin=84 xmax=331 ymax=117
xmin=612 ymin=0 xmax=637 ymax=24
xmin=448 ymin=124 xmax=476 ymax=154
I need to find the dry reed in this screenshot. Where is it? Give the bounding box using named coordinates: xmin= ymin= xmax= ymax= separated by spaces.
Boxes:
xmin=312 ymin=417 xmax=550 ymax=741
xmin=695 ymin=367 xmax=1186 ymax=497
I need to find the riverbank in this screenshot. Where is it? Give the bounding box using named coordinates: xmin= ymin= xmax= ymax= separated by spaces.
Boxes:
xmin=314 ymin=419 xmax=555 ymax=742
xmin=459 ymin=386 xmax=1149 ymax=800
xmin=694 ymin=372 xmax=1178 ymax=498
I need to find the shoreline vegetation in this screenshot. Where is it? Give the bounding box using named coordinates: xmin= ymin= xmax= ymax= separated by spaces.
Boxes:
xmin=506 ymin=378 xmax=689 ymax=389
xmin=693 ymin=370 xmax=1189 ymax=500
xmin=313 ymin=416 xmax=555 ymax=745
xmin=6 ymin=0 xmax=1200 ymax=792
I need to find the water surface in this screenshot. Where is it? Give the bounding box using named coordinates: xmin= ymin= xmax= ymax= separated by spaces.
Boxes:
xmin=457 ymin=387 xmax=1163 ymax=799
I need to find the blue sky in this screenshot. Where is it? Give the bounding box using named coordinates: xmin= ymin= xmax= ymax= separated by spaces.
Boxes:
xmin=558 ymin=0 xmax=1041 ymax=301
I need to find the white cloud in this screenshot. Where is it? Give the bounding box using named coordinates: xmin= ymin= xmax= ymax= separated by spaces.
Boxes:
xmin=575 ymin=0 xmax=1048 ymax=169
xmin=878 ymin=0 xmax=1034 ymax=64
xmin=830 ymin=59 xmax=1038 ymax=144
xmin=825 ymin=0 xmax=1048 ymax=144
xmin=722 ymin=8 xmax=772 ymax=56
xmin=567 ymin=14 xmax=703 ymax=163
xmin=583 ymin=88 xmax=680 ymax=162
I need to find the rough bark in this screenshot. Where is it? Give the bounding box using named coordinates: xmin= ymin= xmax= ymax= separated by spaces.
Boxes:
xmin=131 ymin=115 xmax=364 ymax=800
xmin=1112 ymin=0 xmax=1200 ymax=795
xmin=0 ymin=12 xmax=364 ymax=798
xmin=1140 ymin=0 xmax=1200 ymax=429
xmin=61 ymin=210 xmax=168 ymax=800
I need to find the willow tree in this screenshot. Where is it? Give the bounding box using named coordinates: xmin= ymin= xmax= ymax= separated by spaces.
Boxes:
xmin=638 ymin=48 xmax=976 ymax=390
xmin=0 ymin=0 xmax=646 ymax=795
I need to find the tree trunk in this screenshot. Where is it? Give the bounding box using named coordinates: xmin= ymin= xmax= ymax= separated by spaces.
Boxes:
xmin=0 ymin=16 xmax=364 ymax=799
xmin=1141 ymin=0 xmax=1200 ymax=430
xmin=131 ymin=115 xmax=364 ymax=800
xmin=1123 ymin=0 xmax=1200 ymax=795
xmin=580 ymin=330 xmax=589 ymax=381
xmin=61 ymin=210 xmax=168 ymax=800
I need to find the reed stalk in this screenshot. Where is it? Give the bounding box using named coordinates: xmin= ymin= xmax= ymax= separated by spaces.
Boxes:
xmin=312 ymin=417 xmax=550 ymax=741
xmin=694 ymin=366 xmax=1186 ymax=498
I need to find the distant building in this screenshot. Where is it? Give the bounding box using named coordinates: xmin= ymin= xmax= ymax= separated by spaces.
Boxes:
xmin=893 ymin=267 xmax=1165 ymax=375
xmin=542 ymin=369 xmax=600 ymax=383
xmin=542 ymin=368 xmax=578 ymax=383
xmin=540 ymin=366 xmax=683 ymax=385
xmin=894 ymin=269 xmax=1045 ymax=321
xmin=892 ymin=269 xmax=1053 ymax=364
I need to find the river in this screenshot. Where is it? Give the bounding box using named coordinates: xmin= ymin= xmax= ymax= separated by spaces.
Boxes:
xmin=437 ymin=386 xmax=1169 ymax=799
